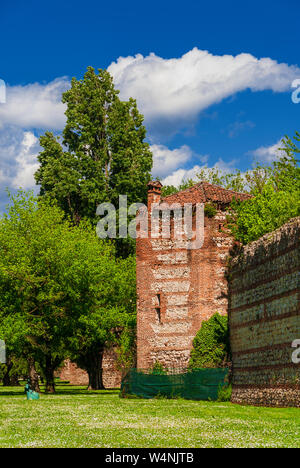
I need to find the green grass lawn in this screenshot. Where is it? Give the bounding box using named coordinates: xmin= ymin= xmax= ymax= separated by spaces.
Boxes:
xmin=0 ymin=384 xmax=299 ymax=448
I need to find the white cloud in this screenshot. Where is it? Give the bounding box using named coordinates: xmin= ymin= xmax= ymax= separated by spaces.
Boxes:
xmin=151 ymin=144 xmax=193 ymax=177
xmin=162 ymin=158 xmax=237 ymax=187
xmin=162 ymin=165 xmax=203 ymax=187
xmin=0 ymin=48 xmax=297 ymax=135
xmin=109 ymin=48 xmax=299 ymax=128
xmin=151 ymin=143 xmax=210 ymax=179
xmin=0 ymin=127 xmax=40 ymax=193
xmin=0 ymin=49 xmax=296 ymax=208
xmin=0 ymin=78 xmax=69 ymax=130
xmin=251 ymin=139 xmax=285 ymax=163
xmin=12 ymin=131 xmax=40 ymax=189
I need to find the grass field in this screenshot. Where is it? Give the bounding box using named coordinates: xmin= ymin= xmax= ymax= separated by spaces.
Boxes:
xmin=0 ymin=384 xmax=299 ymax=448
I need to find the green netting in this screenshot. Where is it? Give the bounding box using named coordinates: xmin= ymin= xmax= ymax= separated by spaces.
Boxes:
xmin=121 ymin=368 xmax=229 ymax=400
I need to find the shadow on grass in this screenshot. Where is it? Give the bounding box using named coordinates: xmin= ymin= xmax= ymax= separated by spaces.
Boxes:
xmin=49 ymin=389 xmax=120 ymax=396
xmin=0 ymin=385 xmax=120 ymax=397
xmin=0 ymin=389 xmax=25 ymax=397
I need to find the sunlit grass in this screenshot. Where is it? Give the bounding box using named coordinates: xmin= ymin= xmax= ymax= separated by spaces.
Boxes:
xmin=0 ymin=384 xmax=299 ymax=448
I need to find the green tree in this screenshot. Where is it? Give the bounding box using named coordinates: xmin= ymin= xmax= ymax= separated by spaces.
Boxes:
xmin=160 ymin=148 xmax=298 ymax=198
xmin=0 ymin=192 xmax=135 ymax=392
xmin=244 ymin=165 xmax=272 ymax=195
xmin=0 ymin=193 xmax=68 ymax=391
xmin=66 ymin=253 xmax=136 ymax=390
xmin=274 ymin=133 xmax=300 ymax=192
xmin=161 ymin=167 xmax=247 ymax=197
xmin=161 ymin=134 xmax=300 ymax=244
xmin=0 ymin=275 xmax=40 ymax=389
xmin=188 ymin=313 xmax=230 ymax=369
xmin=229 ymin=184 xmax=299 ymax=244
xmin=35 ymin=67 xmax=152 ymax=255
xmin=230 ymin=134 xmax=300 ymax=244
xmin=0 ymin=355 xmax=28 ymax=387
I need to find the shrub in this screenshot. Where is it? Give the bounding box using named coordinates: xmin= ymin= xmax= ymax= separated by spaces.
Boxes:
xmin=188 ymin=313 xmax=230 ymax=369
xmin=217 ymin=384 xmax=232 ymax=402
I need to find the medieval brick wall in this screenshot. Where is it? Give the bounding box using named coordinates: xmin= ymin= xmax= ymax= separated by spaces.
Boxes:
xmin=229 ymin=218 xmax=300 ymax=407
xmin=102 ymin=348 xmax=122 ymax=388
xmin=58 ymin=348 xmax=122 ymax=388
xmin=136 ymin=181 xmax=249 ymax=370
xmin=137 ymin=215 xmax=233 ymax=369
xmin=58 ymin=360 xmax=89 ymax=386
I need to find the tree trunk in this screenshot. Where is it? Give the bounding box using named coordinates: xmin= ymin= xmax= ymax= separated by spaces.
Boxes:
xmin=87 ymin=351 xmax=105 ymax=390
xmin=44 ymin=355 xmax=55 ymax=393
xmin=28 ymin=357 xmax=40 ymax=393
xmin=2 ymin=358 xmax=13 ymax=386
xmin=10 ymin=374 xmax=20 ymax=386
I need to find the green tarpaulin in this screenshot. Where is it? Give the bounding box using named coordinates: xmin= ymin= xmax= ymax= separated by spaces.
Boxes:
xmin=121 ymin=368 xmax=229 ymax=400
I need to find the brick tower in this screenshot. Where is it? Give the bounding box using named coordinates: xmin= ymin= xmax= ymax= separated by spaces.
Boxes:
xmin=136 ymin=181 xmax=251 ymax=369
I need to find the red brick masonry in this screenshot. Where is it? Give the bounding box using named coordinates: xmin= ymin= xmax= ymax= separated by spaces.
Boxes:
xmin=58 ymin=348 xmax=122 ymax=388
xmin=136 ymin=181 xmax=250 ymax=369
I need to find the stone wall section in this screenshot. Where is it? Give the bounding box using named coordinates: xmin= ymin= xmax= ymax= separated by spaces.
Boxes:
xmin=229 ymin=218 xmax=300 ymax=407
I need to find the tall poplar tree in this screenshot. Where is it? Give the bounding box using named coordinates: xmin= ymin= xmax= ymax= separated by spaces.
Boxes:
xmin=35 ymin=67 xmax=152 ymax=244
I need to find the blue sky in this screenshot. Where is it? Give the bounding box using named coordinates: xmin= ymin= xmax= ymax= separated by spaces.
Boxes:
xmin=0 ymin=0 xmax=299 ymax=208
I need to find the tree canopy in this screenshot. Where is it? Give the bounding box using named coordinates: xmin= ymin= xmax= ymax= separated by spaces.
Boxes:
xmin=162 ymin=132 xmax=300 ymax=244
xmin=0 ymin=192 xmax=136 ymax=391
xmin=35 ymin=67 xmax=153 ymax=232
xmin=229 ymin=134 xmax=300 ymax=243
